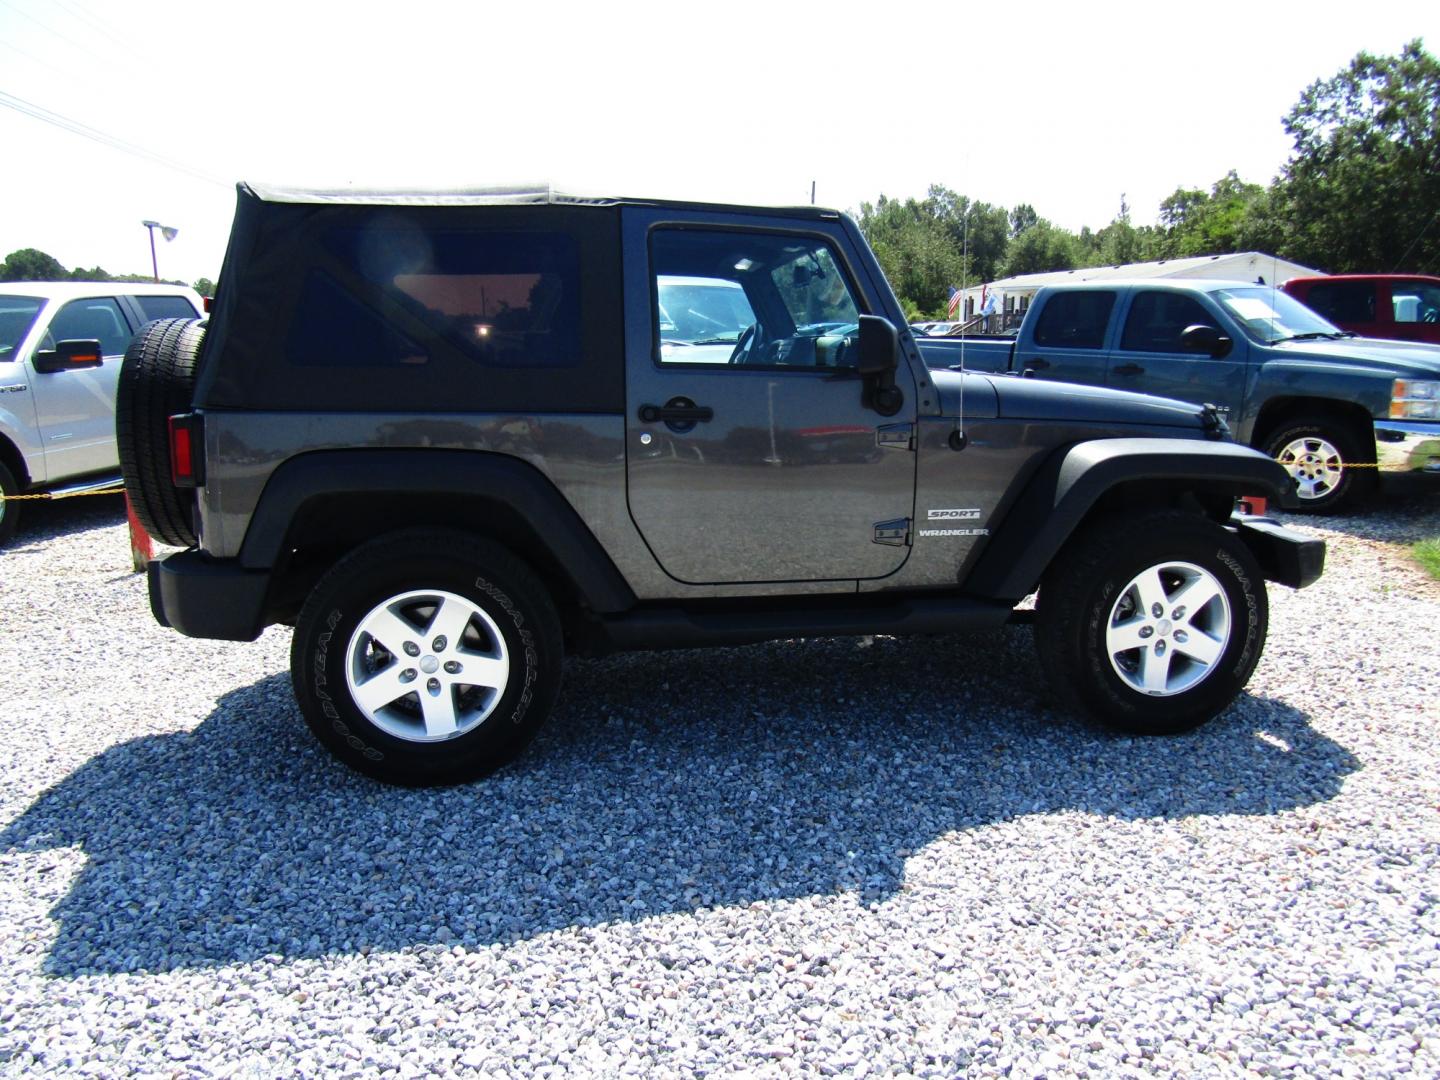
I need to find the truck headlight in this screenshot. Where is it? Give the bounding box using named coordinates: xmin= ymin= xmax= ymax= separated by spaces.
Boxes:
xmin=1391 ymin=380 xmax=1440 ymax=420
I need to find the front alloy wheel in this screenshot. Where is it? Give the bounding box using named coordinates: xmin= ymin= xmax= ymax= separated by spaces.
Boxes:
xmin=1036 ymin=510 xmax=1267 ymax=734
xmin=1104 ymin=561 xmax=1231 ymax=697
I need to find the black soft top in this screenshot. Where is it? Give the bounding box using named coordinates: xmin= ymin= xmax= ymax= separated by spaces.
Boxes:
xmin=194 ymin=183 xmax=634 ymax=414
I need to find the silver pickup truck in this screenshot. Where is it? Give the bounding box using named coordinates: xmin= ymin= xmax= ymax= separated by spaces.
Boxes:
xmin=0 ymin=281 xmax=204 ymax=543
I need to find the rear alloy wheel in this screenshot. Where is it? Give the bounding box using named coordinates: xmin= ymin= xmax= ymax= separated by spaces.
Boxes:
xmin=1260 ymin=417 xmax=1370 ymax=513
xmin=290 ymin=530 xmax=563 ymax=785
xmin=1036 ymin=510 xmax=1267 ymax=734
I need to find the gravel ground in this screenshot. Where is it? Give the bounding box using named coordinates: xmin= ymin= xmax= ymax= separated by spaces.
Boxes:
xmin=0 ymin=492 xmax=1437 ymax=1078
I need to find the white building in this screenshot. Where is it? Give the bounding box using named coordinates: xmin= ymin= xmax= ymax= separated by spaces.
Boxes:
xmin=956 ymin=251 xmax=1324 ymax=322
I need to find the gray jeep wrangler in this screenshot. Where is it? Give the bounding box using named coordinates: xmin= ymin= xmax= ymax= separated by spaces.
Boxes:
xmin=119 ymin=184 xmax=1325 ymax=785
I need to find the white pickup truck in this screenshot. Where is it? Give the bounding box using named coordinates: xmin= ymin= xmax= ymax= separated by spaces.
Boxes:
xmin=0 ymin=282 xmax=204 ymax=543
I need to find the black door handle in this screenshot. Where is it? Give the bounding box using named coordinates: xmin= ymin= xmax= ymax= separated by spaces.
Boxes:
xmin=1114 ymin=363 xmax=1145 ymax=376
xmin=638 ymin=400 xmax=713 ymax=424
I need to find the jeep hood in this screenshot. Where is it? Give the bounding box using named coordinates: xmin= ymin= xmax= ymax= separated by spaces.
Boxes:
xmin=1271 ymin=336 xmax=1440 ymax=378
xmin=929 ymin=369 xmax=1207 ymax=430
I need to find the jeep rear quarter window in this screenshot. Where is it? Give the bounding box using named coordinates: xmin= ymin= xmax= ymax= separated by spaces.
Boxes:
xmin=1032 ymin=291 xmax=1116 ymax=349
xmin=296 ymin=229 xmax=581 ymax=369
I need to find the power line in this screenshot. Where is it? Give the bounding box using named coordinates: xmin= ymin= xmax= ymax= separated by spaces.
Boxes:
xmin=0 ymin=0 xmax=110 ymax=67
xmin=0 ymin=88 xmax=229 ymax=187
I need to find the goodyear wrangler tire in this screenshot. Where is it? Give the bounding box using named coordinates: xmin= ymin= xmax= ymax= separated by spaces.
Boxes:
xmin=116 ymin=318 xmax=205 ymax=546
xmin=1035 ymin=510 xmax=1267 ymax=735
xmin=290 ymin=530 xmax=564 ymax=786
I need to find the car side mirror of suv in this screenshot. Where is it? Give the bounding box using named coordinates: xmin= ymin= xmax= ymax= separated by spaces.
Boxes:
xmin=1180 ymin=324 xmax=1232 ymax=359
xmin=857 ymin=315 xmax=903 ymax=416
xmin=33 ymin=338 xmax=104 ymax=374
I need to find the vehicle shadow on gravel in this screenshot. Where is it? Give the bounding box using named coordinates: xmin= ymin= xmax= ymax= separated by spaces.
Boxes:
xmin=2 ymin=629 xmax=1359 ymax=977
xmin=2 ymin=492 xmax=126 ymax=550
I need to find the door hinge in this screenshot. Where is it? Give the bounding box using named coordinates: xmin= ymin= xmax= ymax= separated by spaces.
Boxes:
xmin=876 ymin=423 xmax=914 ymax=451
xmin=873 ymin=517 xmax=911 ymax=546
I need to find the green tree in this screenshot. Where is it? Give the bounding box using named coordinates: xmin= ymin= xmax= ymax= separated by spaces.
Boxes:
xmin=857 ymin=193 xmax=967 ymax=316
xmin=1 ymin=248 xmax=67 ymax=281
xmin=1000 ymin=219 xmax=1077 ymax=277
xmin=192 ymin=277 xmax=216 ymax=297
xmin=1158 ymin=170 xmax=1272 ymax=257
xmin=1277 ymin=38 xmax=1440 ymax=273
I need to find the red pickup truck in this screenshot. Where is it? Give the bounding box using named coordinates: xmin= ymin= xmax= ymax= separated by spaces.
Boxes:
xmin=1282 ymin=274 xmax=1440 ymax=345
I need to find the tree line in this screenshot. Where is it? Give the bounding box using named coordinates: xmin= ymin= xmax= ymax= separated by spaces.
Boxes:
xmin=3 ymin=42 xmax=1433 ymax=321
xmin=861 ymin=40 xmax=1439 ymax=319
xmin=0 ymin=247 xmax=215 ymax=298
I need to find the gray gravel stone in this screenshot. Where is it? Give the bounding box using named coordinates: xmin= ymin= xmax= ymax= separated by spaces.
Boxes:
xmin=0 ymin=492 xmax=1437 ymax=1077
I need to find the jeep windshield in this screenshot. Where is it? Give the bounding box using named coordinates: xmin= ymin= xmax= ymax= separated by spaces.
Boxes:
xmin=0 ymin=297 xmax=44 ymax=360
xmin=1214 ymin=287 xmax=1354 ymax=345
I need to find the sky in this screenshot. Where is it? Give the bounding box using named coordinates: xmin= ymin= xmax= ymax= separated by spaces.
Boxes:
xmin=1 ymin=0 xmax=1436 ymax=286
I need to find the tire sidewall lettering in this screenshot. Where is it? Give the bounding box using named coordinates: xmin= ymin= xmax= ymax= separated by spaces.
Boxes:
xmin=473 ymin=575 xmax=541 ymax=727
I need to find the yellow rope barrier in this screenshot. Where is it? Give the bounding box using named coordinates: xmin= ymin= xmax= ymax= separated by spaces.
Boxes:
xmin=0 ymin=487 xmax=127 ymax=501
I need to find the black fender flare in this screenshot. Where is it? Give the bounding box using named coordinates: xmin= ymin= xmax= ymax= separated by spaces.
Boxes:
xmin=238 ymin=448 xmax=637 ymax=613
xmin=966 ymin=438 xmax=1293 ymax=601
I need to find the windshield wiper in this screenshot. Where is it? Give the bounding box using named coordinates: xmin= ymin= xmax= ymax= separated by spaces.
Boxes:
xmin=691 ymin=336 xmax=740 ymax=346
xmin=1274 ymin=331 xmax=1349 ymax=343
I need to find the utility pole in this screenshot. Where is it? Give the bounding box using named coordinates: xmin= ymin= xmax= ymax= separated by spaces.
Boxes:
xmin=141 ymin=220 xmax=178 ymax=282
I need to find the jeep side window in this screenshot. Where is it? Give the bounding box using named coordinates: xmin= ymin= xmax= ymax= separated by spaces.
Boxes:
xmin=40 ymin=297 xmax=133 ymax=356
xmin=1120 ymin=292 xmax=1216 ymax=353
xmin=651 ymin=230 xmax=861 ymax=368
xmin=1031 ymin=292 xmax=1116 ymax=350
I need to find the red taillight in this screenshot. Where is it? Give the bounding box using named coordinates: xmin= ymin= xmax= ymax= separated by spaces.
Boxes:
xmin=167 ymin=413 xmax=203 ymax=487
xmin=203 ymin=296 xmax=214 ymax=314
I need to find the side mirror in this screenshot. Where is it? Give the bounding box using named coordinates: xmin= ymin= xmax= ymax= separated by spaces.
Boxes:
xmin=857 ymin=315 xmax=898 ymax=377
xmin=1180 ymin=324 xmax=1232 ymax=358
xmin=32 ymin=338 xmax=104 ymax=374
xmin=856 ymin=315 xmax=903 ymax=416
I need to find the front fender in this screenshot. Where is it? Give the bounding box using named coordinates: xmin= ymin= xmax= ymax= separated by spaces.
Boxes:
xmin=0 ymin=392 xmax=44 ymax=484
xmin=964 ymin=438 xmax=1292 ymax=601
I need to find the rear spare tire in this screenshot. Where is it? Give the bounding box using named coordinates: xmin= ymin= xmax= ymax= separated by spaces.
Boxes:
xmin=117 ymin=318 xmax=205 ymax=547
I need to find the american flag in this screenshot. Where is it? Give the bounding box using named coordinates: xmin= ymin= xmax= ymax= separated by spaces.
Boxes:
xmin=947 ymin=286 xmax=962 ymax=319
